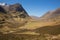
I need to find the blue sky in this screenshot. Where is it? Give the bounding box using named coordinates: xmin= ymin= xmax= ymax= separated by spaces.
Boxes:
xmin=0 ymin=0 xmax=60 ymax=17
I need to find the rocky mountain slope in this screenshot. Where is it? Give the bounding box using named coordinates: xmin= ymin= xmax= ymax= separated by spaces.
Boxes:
xmin=0 ymin=3 xmax=30 ymax=33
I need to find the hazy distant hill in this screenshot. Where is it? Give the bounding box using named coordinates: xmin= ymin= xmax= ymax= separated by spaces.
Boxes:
xmin=30 ymin=16 xmax=40 ymax=21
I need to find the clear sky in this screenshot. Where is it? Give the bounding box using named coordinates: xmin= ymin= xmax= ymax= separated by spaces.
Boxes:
xmin=0 ymin=0 xmax=60 ymax=17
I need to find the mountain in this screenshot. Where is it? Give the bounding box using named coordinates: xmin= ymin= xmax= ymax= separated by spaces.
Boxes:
xmin=40 ymin=8 xmax=60 ymax=21
xmin=39 ymin=8 xmax=60 ymax=26
xmin=0 ymin=3 xmax=30 ymax=33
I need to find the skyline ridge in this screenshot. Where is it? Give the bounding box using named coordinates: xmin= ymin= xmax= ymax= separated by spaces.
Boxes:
xmin=0 ymin=0 xmax=60 ymax=17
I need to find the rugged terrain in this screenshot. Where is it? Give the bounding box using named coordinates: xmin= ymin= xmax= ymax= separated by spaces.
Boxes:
xmin=0 ymin=3 xmax=60 ymax=40
xmin=0 ymin=3 xmax=31 ymax=33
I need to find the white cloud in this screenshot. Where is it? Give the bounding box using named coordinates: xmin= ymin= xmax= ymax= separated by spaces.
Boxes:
xmin=0 ymin=3 xmax=6 ymax=6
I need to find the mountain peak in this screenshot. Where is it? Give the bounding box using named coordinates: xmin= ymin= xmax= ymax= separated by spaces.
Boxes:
xmin=8 ymin=3 xmax=24 ymax=13
xmin=0 ymin=3 xmax=30 ymax=29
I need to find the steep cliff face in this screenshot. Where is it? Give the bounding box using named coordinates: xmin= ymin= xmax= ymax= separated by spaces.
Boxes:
xmin=0 ymin=3 xmax=30 ymax=33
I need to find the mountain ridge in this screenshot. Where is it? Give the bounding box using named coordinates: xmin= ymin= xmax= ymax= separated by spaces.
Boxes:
xmin=0 ymin=3 xmax=31 ymax=33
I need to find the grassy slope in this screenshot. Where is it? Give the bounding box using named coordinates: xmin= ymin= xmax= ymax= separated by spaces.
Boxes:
xmin=34 ymin=25 xmax=60 ymax=35
xmin=19 ymin=21 xmax=59 ymax=29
